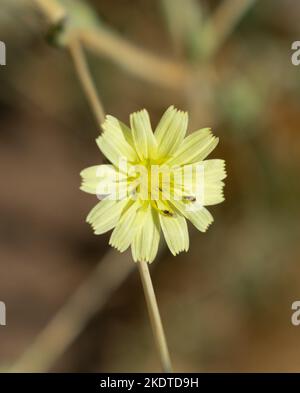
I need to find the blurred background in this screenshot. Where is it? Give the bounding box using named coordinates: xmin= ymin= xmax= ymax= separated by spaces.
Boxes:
xmin=0 ymin=0 xmax=300 ymax=372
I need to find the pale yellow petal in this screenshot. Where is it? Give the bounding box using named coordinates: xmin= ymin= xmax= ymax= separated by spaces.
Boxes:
xmin=202 ymin=159 xmax=226 ymax=205
xmin=132 ymin=205 xmax=160 ymax=263
xmin=166 ymin=128 xmax=218 ymax=166
xmin=159 ymin=213 xmax=189 ymax=255
xmin=109 ymin=201 xmax=141 ymax=252
xmin=81 ymin=181 xmax=133 ymax=198
xmin=80 ymin=181 xmax=100 ymax=195
xmin=187 ymin=205 xmax=214 ymax=232
xmin=97 ymin=116 xmax=138 ymax=167
xmin=203 ymin=185 xmax=225 ymax=205
xmin=171 ymin=159 xmax=226 ymax=205
xmin=154 ymin=106 xmax=188 ymax=158
xmin=80 ymin=165 xmax=128 ymax=195
xmin=80 ymin=164 xmax=127 ymax=181
xmin=130 ymin=109 xmax=157 ymax=160
xmin=87 ymin=198 xmax=129 ymax=235
xmin=103 ymin=115 xmax=135 ymax=147
xmin=172 ymin=159 xmax=226 ymax=183
xmin=171 ymin=200 xmax=213 ymax=232
xmin=202 ymin=159 xmax=226 ymax=181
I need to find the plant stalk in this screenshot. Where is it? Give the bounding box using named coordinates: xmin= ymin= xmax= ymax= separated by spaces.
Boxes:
xmin=138 ymin=261 xmax=172 ymax=373
xmin=68 ymin=35 xmax=105 ymax=125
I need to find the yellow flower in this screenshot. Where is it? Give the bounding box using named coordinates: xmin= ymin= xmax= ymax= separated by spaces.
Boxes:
xmin=80 ymin=106 xmax=226 ymax=263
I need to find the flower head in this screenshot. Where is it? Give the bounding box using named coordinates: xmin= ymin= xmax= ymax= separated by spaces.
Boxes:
xmin=80 ymin=106 xmax=226 ymax=263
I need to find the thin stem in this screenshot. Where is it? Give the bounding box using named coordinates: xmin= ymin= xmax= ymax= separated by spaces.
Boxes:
xmin=68 ymin=35 xmax=106 ymax=125
xmin=138 ymin=261 xmax=172 ymax=373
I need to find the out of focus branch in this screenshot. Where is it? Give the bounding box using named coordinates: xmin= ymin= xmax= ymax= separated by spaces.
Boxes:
xmin=79 ymin=28 xmax=187 ymax=90
xmin=200 ymin=0 xmax=257 ymax=59
xmin=33 ymin=0 xmax=66 ymax=26
xmin=32 ymin=0 xmax=188 ymax=90
xmin=182 ymin=0 xmax=257 ymax=126
xmin=10 ymin=250 xmax=135 ymax=372
xmin=68 ymin=35 xmax=105 ymax=125
xmin=160 ymin=0 xmax=204 ymax=58
xmin=160 ymin=0 xmax=256 ymax=61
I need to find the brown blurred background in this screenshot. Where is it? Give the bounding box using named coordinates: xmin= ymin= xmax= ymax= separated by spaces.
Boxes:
xmin=0 ymin=0 xmax=300 ymax=372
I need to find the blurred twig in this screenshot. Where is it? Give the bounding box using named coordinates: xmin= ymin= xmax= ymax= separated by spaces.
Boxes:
xmin=68 ymin=34 xmax=105 ymax=125
xmin=160 ymin=0 xmax=204 ymax=58
xmin=33 ymin=0 xmax=66 ymax=26
xmin=161 ymin=0 xmax=256 ymax=61
xmin=79 ymin=28 xmax=187 ymax=90
xmin=184 ymin=0 xmax=257 ymax=126
xmin=32 ymin=0 xmax=188 ymax=90
xmin=200 ymin=0 xmax=257 ymax=59
xmin=10 ymin=250 xmax=135 ymax=372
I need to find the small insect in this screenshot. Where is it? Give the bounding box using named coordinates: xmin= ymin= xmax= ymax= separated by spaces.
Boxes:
xmin=183 ymin=195 xmax=196 ymax=202
xmin=162 ymin=210 xmax=174 ymax=217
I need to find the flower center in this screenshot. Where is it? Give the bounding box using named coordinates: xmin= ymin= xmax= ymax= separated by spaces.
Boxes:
xmin=131 ymin=159 xmax=175 ymax=216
